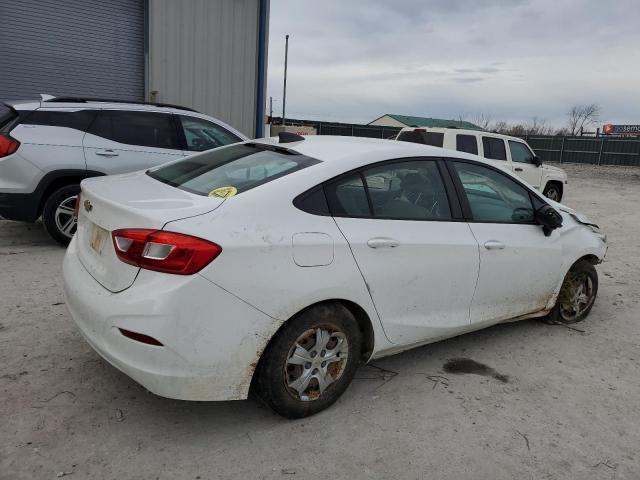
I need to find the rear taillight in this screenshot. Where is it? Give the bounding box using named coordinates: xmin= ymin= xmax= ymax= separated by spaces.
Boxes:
xmin=0 ymin=134 xmax=20 ymax=158
xmin=73 ymin=194 xmax=81 ymax=218
xmin=111 ymin=229 xmax=222 ymax=275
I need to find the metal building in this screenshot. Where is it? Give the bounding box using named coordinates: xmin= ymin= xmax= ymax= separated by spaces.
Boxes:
xmin=0 ymin=0 xmax=269 ymax=137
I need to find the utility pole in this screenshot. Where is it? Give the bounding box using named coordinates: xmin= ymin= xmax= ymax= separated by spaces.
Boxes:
xmin=282 ymin=34 xmax=289 ymax=126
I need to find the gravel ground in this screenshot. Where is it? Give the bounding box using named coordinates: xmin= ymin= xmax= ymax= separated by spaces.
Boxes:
xmin=1 ymin=162 xmax=639 ymax=480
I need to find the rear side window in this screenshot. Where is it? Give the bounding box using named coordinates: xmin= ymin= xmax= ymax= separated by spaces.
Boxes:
xmin=179 ymin=115 xmax=241 ymax=151
xmin=325 ymin=174 xmax=371 ymax=217
xmin=22 ymin=109 xmax=96 ymax=131
xmin=147 ymin=144 xmax=320 ymax=196
xmin=481 ymin=137 xmax=507 ymax=160
xmin=88 ymin=110 xmax=180 ymax=150
xmin=397 ymin=130 xmax=444 ymax=147
xmin=0 ymin=107 xmax=18 ymax=132
xmin=456 ymin=134 xmax=478 ymax=155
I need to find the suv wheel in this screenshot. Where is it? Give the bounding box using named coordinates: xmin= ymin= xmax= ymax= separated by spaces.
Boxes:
xmin=543 ymin=182 xmax=562 ymax=202
xmin=42 ymin=185 xmax=80 ymax=246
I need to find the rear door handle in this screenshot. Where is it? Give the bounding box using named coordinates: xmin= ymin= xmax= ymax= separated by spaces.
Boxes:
xmin=95 ymin=149 xmax=119 ymax=157
xmin=514 ymin=167 xmax=523 ymax=172
xmin=484 ymin=240 xmax=506 ymax=250
xmin=367 ymin=237 xmax=400 ymax=249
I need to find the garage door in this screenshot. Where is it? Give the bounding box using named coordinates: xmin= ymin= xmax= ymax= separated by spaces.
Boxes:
xmin=0 ymin=0 xmax=144 ymax=102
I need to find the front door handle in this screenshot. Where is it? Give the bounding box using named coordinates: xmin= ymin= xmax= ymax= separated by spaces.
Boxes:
xmin=367 ymin=237 xmax=400 ymax=249
xmin=514 ymin=167 xmax=523 ymax=172
xmin=95 ymin=149 xmax=119 ymax=157
xmin=484 ymin=240 xmax=506 ymax=250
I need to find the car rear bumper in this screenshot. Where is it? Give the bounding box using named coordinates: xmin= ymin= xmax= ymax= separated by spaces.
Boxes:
xmin=63 ymin=236 xmax=282 ymax=401
xmin=0 ymin=192 xmax=40 ymax=222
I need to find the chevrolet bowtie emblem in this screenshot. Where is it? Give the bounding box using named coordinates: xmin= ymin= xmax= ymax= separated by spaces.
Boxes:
xmin=83 ymin=199 xmax=93 ymax=212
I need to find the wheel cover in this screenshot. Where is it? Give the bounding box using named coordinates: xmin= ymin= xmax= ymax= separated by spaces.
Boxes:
xmin=546 ymin=187 xmax=560 ymax=201
xmin=284 ymin=326 xmax=349 ymax=402
xmin=54 ymin=196 xmax=78 ymax=239
xmin=558 ymin=271 xmax=595 ymax=322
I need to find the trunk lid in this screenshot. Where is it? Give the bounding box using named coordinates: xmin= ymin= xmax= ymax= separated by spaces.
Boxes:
xmin=76 ymin=171 xmax=223 ymax=292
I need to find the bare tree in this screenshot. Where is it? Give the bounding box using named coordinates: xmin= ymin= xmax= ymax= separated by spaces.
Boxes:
xmin=471 ymin=113 xmax=493 ymax=130
xmin=567 ymin=104 xmax=601 ymax=136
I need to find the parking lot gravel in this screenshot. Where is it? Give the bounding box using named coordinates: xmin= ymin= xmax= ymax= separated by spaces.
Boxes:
xmin=1 ymin=162 xmax=639 ymax=479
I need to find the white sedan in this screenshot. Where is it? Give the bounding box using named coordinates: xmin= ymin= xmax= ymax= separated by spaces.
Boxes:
xmin=63 ymin=134 xmax=607 ymax=418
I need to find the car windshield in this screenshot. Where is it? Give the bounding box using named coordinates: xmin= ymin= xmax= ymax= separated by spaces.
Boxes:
xmin=147 ymin=143 xmax=320 ymax=197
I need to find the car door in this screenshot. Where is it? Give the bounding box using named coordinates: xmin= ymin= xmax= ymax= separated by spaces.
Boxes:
xmin=508 ymin=140 xmax=542 ymax=188
xmin=449 ymin=160 xmax=563 ymax=324
xmin=176 ymin=114 xmax=244 ymax=153
xmin=83 ymin=110 xmax=184 ymax=175
xmin=327 ymin=158 xmax=480 ymax=345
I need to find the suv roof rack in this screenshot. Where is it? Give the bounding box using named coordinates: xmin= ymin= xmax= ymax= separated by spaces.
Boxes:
xmin=44 ymin=97 xmax=199 ymax=113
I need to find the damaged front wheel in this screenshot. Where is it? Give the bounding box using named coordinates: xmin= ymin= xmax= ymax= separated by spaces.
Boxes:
xmin=544 ymin=259 xmax=598 ymax=324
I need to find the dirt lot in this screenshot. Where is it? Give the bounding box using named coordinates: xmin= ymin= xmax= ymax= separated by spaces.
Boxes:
xmin=1 ymin=163 xmax=639 ymax=480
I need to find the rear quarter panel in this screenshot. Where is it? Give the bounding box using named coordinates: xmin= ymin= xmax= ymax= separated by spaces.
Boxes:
xmin=164 ymin=179 xmax=392 ymax=355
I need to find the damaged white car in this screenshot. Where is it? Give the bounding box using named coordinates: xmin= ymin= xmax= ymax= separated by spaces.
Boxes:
xmin=63 ymin=134 xmax=607 ymax=418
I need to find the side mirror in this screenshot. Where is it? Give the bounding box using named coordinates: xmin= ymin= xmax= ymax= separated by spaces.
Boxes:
xmin=535 ymin=204 xmax=563 ymax=236
xmin=532 ymin=156 xmax=542 ymax=167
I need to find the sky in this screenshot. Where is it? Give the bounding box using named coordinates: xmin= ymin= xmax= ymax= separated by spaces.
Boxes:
xmin=266 ymin=0 xmax=640 ymax=128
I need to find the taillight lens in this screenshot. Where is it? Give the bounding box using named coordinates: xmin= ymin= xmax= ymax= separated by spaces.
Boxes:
xmin=0 ymin=134 xmax=20 ymax=158
xmin=111 ymin=229 xmax=222 ymax=275
xmin=73 ymin=194 xmax=81 ymax=218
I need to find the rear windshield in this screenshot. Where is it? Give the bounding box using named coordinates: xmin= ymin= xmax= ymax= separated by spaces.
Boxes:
xmin=397 ymin=130 xmax=444 ymax=147
xmin=0 ymin=106 xmax=18 ymax=132
xmin=147 ymin=143 xmax=320 ymax=197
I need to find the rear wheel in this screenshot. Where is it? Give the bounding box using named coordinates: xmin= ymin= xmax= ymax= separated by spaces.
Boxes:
xmin=42 ymin=184 xmax=80 ymax=246
xmin=543 ymin=182 xmax=562 ymax=202
xmin=544 ymin=260 xmax=598 ymax=324
xmin=253 ymin=303 xmax=362 ymax=418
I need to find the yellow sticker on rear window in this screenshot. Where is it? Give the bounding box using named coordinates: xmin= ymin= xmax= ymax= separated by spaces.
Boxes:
xmin=208 ymin=186 xmax=237 ymax=198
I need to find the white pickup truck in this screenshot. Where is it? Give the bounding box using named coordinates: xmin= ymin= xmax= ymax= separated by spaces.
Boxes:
xmin=396 ymin=126 xmax=568 ymax=201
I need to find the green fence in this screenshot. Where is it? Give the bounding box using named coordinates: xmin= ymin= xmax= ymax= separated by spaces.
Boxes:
xmin=523 ymin=136 xmax=640 ymax=166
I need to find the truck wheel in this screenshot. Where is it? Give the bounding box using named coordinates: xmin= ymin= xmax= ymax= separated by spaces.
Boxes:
xmin=543 ymin=182 xmax=562 ymax=202
xmin=42 ymin=185 xmax=80 ymax=246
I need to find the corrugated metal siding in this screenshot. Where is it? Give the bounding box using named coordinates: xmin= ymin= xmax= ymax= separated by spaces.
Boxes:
xmin=148 ymin=0 xmax=259 ymax=137
xmin=0 ymin=0 xmax=144 ymax=101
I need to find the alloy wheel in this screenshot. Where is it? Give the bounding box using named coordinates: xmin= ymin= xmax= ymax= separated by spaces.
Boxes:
xmin=54 ymin=196 xmax=78 ymax=239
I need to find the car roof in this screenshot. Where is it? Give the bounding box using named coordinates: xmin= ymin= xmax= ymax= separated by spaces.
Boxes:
xmin=4 ymin=97 xmax=196 ymax=114
xmin=400 ymin=126 xmax=525 ymax=142
xmin=254 ymin=135 xmax=504 ymax=171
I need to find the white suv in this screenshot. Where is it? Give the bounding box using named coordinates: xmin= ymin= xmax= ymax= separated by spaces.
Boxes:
xmin=396 ymin=127 xmax=567 ymax=201
xmin=0 ymin=96 xmax=246 ymax=245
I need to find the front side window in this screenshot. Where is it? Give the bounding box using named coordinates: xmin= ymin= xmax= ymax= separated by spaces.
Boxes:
xmin=89 ymin=110 xmax=180 ymax=150
xmin=179 ymin=116 xmax=242 ymax=151
xmin=482 ymin=136 xmax=507 ymax=160
xmin=148 ymin=144 xmax=320 ymax=196
xmin=453 ymin=162 xmax=534 ymax=223
xmin=456 ymin=134 xmax=478 ymax=155
xmin=362 ymin=160 xmax=451 ymax=220
xmin=509 ymin=140 xmax=535 ymax=163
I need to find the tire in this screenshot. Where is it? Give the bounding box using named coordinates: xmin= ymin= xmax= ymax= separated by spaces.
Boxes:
xmin=253 ymin=303 xmax=362 ymax=418
xmin=544 ymin=260 xmax=598 ymax=324
xmin=42 ymin=184 xmax=80 ymax=247
xmin=543 ymin=182 xmax=562 ymax=202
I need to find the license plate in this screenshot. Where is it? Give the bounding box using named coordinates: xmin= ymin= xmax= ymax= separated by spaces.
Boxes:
xmin=89 ymin=223 xmax=108 ymax=255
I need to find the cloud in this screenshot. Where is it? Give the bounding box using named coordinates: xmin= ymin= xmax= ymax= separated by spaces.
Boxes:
xmin=267 ymin=0 xmax=640 ymax=126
